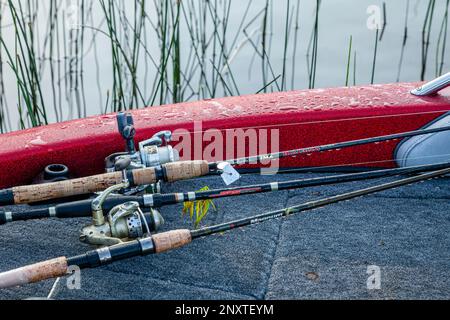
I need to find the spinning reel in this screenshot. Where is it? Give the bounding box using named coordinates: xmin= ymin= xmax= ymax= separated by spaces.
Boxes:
xmin=105 ymin=112 xmax=180 ymax=195
xmin=105 ymin=112 xmax=180 ymax=172
xmin=80 ymin=159 xmax=165 ymax=246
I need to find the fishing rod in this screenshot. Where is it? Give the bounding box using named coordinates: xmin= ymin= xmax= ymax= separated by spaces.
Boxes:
xmin=1 ymin=124 xmax=450 ymax=206
xmin=2 ymin=161 xmax=450 ymax=225
xmin=1 ymin=166 xmax=449 ymax=289
xmin=224 ymin=124 xmax=450 ymax=166
xmin=0 ymin=160 xmax=209 ymax=206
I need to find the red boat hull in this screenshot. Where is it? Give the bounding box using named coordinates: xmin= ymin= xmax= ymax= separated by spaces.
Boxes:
xmin=1 ymin=82 xmax=449 ymax=189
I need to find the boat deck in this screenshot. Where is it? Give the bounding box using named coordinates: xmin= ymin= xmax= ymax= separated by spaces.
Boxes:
xmin=1 ymin=172 xmax=450 ymax=300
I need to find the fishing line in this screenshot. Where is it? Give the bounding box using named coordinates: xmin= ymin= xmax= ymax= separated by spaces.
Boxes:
xmin=156 ymin=109 xmax=450 ymax=169
xmin=222 ymin=125 xmax=450 ymax=166
xmin=166 ymin=109 xmax=450 ymax=138
xmin=47 ymin=277 xmax=61 ymax=300
xmin=258 ymin=152 xmax=450 ymax=175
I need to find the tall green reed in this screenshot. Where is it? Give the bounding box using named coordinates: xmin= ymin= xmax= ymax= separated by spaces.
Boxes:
xmin=0 ymin=0 xmax=448 ymax=133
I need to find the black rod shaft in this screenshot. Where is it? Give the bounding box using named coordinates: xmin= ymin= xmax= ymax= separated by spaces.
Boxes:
xmin=0 ymin=196 xmax=141 ymax=225
xmin=224 ymin=125 xmax=450 ymax=166
xmin=191 ymin=167 xmax=450 ymax=238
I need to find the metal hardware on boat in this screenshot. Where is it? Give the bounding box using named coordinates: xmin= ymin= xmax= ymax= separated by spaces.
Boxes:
xmin=32 ymin=164 xmax=71 ymax=184
xmin=43 ymin=164 xmax=70 ymax=182
xmin=411 ymin=72 xmax=450 ymax=96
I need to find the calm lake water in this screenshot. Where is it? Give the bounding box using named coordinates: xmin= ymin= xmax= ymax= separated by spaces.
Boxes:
xmin=0 ymin=0 xmax=449 ymax=132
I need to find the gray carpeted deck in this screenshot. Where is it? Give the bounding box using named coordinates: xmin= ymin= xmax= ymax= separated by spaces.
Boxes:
xmin=1 ymin=172 xmax=449 ymax=300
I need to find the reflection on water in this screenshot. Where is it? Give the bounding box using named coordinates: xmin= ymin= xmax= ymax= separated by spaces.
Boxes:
xmin=0 ymin=0 xmax=448 ymax=132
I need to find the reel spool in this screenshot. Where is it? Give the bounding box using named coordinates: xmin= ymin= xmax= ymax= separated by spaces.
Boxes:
xmin=138 ymin=131 xmax=179 ymax=168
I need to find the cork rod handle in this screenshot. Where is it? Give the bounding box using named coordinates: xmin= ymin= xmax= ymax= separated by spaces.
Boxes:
xmin=12 ymin=172 xmax=125 ymax=204
xmin=0 ymin=257 xmax=68 ymax=289
xmin=164 ymin=160 xmax=210 ymax=182
xmin=152 ymin=229 xmax=192 ymax=253
xmin=11 ymin=161 xmax=209 ymax=204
